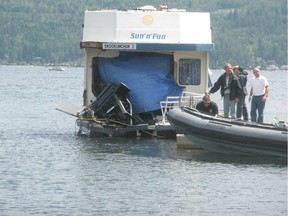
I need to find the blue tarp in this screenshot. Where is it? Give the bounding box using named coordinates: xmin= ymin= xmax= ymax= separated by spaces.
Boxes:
xmin=97 ymin=52 xmax=183 ymax=113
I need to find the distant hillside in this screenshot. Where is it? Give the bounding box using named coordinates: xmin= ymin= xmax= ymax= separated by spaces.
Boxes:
xmin=0 ymin=0 xmax=287 ymax=68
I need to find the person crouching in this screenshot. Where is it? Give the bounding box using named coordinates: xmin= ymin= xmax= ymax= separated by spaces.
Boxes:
xmin=196 ymin=95 xmax=219 ymax=116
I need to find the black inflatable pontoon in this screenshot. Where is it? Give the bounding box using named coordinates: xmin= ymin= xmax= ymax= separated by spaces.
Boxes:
xmin=167 ymin=107 xmax=287 ymax=157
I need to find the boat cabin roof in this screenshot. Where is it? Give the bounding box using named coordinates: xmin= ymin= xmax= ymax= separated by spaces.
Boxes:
xmin=81 ymin=6 xmax=214 ymax=52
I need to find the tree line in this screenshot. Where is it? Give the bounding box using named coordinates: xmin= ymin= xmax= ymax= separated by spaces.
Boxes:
xmin=0 ymin=0 xmax=286 ymax=68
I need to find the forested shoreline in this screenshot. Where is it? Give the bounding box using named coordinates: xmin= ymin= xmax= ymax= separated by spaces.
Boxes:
xmin=0 ymin=0 xmax=287 ymax=69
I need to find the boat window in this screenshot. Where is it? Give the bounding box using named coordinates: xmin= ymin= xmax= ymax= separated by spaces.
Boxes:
xmin=179 ymin=59 xmax=201 ymax=85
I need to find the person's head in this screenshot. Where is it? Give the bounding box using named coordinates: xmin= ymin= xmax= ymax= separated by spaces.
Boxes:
xmin=238 ymin=66 xmax=244 ymax=73
xmin=202 ymin=95 xmax=211 ymax=107
xmin=253 ymin=67 xmax=261 ymax=78
xmin=225 ymin=63 xmax=232 ymax=75
xmin=233 ymin=65 xmax=239 ymax=75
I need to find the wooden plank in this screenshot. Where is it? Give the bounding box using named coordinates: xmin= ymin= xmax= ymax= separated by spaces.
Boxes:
xmin=55 ymin=100 xmax=81 ymax=117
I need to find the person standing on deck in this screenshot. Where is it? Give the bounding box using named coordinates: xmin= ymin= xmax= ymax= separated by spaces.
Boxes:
xmin=208 ymin=63 xmax=242 ymax=118
xmin=248 ymin=67 xmax=269 ymax=124
xmin=233 ymin=66 xmax=249 ymax=120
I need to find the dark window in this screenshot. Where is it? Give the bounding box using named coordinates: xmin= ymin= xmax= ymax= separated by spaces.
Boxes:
xmin=179 ymin=59 xmax=201 ymax=85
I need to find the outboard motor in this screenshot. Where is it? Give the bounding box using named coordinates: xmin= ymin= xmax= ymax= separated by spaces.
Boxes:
xmin=89 ymin=82 xmax=144 ymax=124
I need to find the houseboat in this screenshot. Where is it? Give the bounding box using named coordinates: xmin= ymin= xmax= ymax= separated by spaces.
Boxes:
xmin=56 ymin=5 xmax=214 ymax=137
xmin=280 ymin=65 xmax=288 ymax=71
xmin=266 ymin=64 xmax=279 ymax=71
xmin=49 ymin=66 xmax=65 ymax=71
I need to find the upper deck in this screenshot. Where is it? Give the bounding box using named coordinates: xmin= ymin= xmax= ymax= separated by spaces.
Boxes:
xmin=81 ymin=6 xmax=213 ymax=51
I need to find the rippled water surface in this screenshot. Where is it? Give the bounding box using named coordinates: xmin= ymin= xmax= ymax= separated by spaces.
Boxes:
xmin=0 ymin=66 xmax=287 ymax=216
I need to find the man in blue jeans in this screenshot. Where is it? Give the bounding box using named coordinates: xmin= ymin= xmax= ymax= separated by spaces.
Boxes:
xmin=248 ymin=68 xmax=269 ymax=124
xmin=209 ymin=63 xmax=242 ymax=118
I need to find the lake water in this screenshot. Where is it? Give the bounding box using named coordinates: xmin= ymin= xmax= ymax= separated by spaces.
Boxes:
xmin=0 ymin=65 xmax=287 ymax=216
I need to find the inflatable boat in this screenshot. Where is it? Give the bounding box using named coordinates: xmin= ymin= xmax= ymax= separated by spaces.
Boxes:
xmin=167 ymin=107 xmax=287 ymax=157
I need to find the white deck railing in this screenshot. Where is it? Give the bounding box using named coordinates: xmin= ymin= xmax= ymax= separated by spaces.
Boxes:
xmin=160 ymin=92 xmax=203 ymax=123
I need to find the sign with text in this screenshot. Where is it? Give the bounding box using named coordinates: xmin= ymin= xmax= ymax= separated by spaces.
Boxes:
xmin=102 ymin=43 xmax=137 ymax=50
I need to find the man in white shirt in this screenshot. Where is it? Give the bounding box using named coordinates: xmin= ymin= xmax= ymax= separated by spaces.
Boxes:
xmin=248 ymin=68 xmax=269 ymax=123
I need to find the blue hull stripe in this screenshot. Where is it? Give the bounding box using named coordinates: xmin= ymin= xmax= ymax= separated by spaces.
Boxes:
xmin=104 ymin=43 xmax=214 ymax=51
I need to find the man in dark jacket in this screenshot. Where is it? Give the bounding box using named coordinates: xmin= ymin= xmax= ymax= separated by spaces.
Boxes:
xmin=233 ymin=66 xmax=249 ymax=120
xmin=196 ymin=95 xmax=218 ymax=116
xmin=208 ymin=63 xmax=242 ymax=118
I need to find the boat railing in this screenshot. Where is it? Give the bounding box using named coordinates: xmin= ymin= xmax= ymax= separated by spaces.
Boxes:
xmin=126 ymin=98 xmax=133 ymax=125
xmin=160 ymin=92 xmax=203 ymax=123
xmin=272 ymin=117 xmax=287 ymax=128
